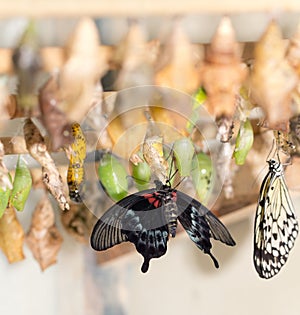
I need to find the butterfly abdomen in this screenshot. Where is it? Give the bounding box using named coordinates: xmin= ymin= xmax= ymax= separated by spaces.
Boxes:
xmin=163 ymin=193 xmax=178 ymax=238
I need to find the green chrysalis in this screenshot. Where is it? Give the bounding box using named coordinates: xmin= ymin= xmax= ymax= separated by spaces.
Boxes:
xmin=173 ymin=138 xmax=195 ymax=177
xmin=191 ymin=152 xmax=212 ymax=203
xmin=98 ymin=153 xmax=128 ymax=202
xmin=0 ymin=174 xmax=12 ymax=218
xmin=10 ymin=156 xmax=32 ymax=211
xmin=233 ymin=119 xmax=254 ymax=165
xmin=132 ymin=156 xmax=151 ymax=191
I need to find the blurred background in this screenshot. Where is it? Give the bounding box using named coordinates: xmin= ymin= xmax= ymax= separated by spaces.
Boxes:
xmin=0 ymin=8 xmax=300 ymax=315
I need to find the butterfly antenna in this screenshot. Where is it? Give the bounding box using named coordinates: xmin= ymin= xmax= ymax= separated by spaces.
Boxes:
xmin=266 ymin=138 xmax=275 ymax=162
xmin=172 ymin=175 xmax=187 ymax=190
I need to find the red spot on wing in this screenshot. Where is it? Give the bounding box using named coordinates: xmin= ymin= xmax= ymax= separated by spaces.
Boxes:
xmin=143 ymin=193 xmax=162 ymax=208
xmin=171 ymin=191 xmax=177 ymax=201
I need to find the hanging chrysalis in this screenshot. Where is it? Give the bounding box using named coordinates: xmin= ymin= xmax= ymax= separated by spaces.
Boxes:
xmin=173 ymin=138 xmax=195 ymax=177
xmin=186 ymin=87 xmax=207 ymax=134
xmin=0 ymin=174 xmax=12 ymax=218
xmin=0 ymin=206 xmax=25 ymax=263
xmin=191 ymin=152 xmax=213 ymax=203
xmin=10 ymin=156 xmax=32 ymax=212
xmin=131 ymin=153 xmax=151 ymax=191
xmin=289 ymin=115 xmax=300 ymax=155
xmin=200 ymin=16 xmax=247 ymax=142
xmin=107 ymin=22 xmax=155 ymax=146
xmin=23 ymin=118 xmax=70 ymax=211
xmin=250 ymin=21 xmax=298 ymax=132
xmin=286 ymin=21 xmax=300 ymax=111
xmin=273 ymin=130 xmax=296 ymax=157
xmin=0 ymin=140 xmax=13 ymax=191
xmin=39 ymin=74 xmax=73 ymax=151
xmin=12 ymin=20 xmax=43 ymax=116
xmin=60 ymin=17 xmax=107 ymax=123
xmin=233 ymin=119 xmax=254 ymax=165
xmin=155 ymin=19 xmax=200 ymax=93
xmin=26 ymin=195 xmax=63 ymax=271
xmin=66 ymin=122 xmax=87 ymax=202
xmin=98 ymin=153 xmax=128 ymax=202
xmin=143 ymin=112 xmax=169 ymax=183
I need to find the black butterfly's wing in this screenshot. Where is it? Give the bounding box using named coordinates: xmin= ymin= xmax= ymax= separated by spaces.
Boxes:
xmin=176 ymin=190 xmax=235 ymax=268
xmin=90 ymin=189 xmax=169 ymax=273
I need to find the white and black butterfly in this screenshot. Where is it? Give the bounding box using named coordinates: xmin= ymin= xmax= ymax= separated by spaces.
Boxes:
xmin=254 ymin=159 xmax=299 ymax=279
xmin=91 ymin=180 xmax=235 ymax=273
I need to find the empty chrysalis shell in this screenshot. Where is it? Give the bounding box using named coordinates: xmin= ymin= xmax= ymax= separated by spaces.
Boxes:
xmin=250 ymin=21 xmax=298 ymax=131
xmin=98 ymin=154 xmax=128 ymax=202
xmin=143 ymin=135 xmax=168 ymax=183
xmin=191 ymin=152 xmax=212 ymax=203
xmin=233 ymin=119 xmax=254 ymax=165
xmin=10 ymin=156 xmax=32 ymax=212
xmin=173 ymin=138 xmax=195 ymax=177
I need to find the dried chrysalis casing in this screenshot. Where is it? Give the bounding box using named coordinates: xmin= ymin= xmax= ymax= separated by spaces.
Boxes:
xmin=155 ymin=20 xmax=201 ymax=93
xmin=39 ymin=73 xmax=73 ymax=151
xmin=0 ymin=76 xmax=17 ymax=120
xmin=12 ymin=20 xmax=42 ymax=117
xmin=201 ymin=17 xmax=247 ymax=119
xmin=0 ymin=206 xmax=25 ymax=263
xmin=250 ymin=21 xmax=298 ymax=132
xmin=107 ymin=22 xmax=154 ymax=148
xmin=287 ymin=24 xmax=300 ymax=71
xmin=23 ymin=118 xmax=70 ymax=211
xmin=142 ymin=113 xmax=169 ymax=183
xmin=26 ymin=195 xmax=63 ymax=271
xmin=286 ymin=22 xmax=300 ymax=113
xmin=60 ymin=17 xmax=107 ymax=123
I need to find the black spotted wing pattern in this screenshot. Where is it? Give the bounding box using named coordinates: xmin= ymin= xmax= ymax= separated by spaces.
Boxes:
xmin=254 ymin=160 xmax=298 ymax=279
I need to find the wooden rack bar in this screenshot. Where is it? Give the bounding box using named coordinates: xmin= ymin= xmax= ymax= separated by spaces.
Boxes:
xmin=0 ymin=0 xmax=300 ymax=18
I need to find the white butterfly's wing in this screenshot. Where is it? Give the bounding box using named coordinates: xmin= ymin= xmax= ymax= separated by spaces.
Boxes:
xmin=254 ymin=171 xmax=298 ymax=279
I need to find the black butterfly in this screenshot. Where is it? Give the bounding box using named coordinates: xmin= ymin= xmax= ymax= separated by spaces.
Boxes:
xmin=90 ymin=180 xmax=235 ymax=273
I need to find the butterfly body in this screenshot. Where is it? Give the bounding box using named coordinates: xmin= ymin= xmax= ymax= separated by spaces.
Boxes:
xmin=143 ymin=182 xmax=178 ymax=238
xmin=91 ymin=181 xmax=235 ymax=273
xmin=254 ymin=159 xmax=298 ymax=279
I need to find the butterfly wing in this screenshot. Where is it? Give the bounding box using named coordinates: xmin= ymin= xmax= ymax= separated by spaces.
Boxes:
xmin=254 ymin=171 xmax=298 ymax=279
xmin=176 ymin=190 xmax=235 ymax=268
xmin=90 ymin=189 xmax=169 ymax=273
